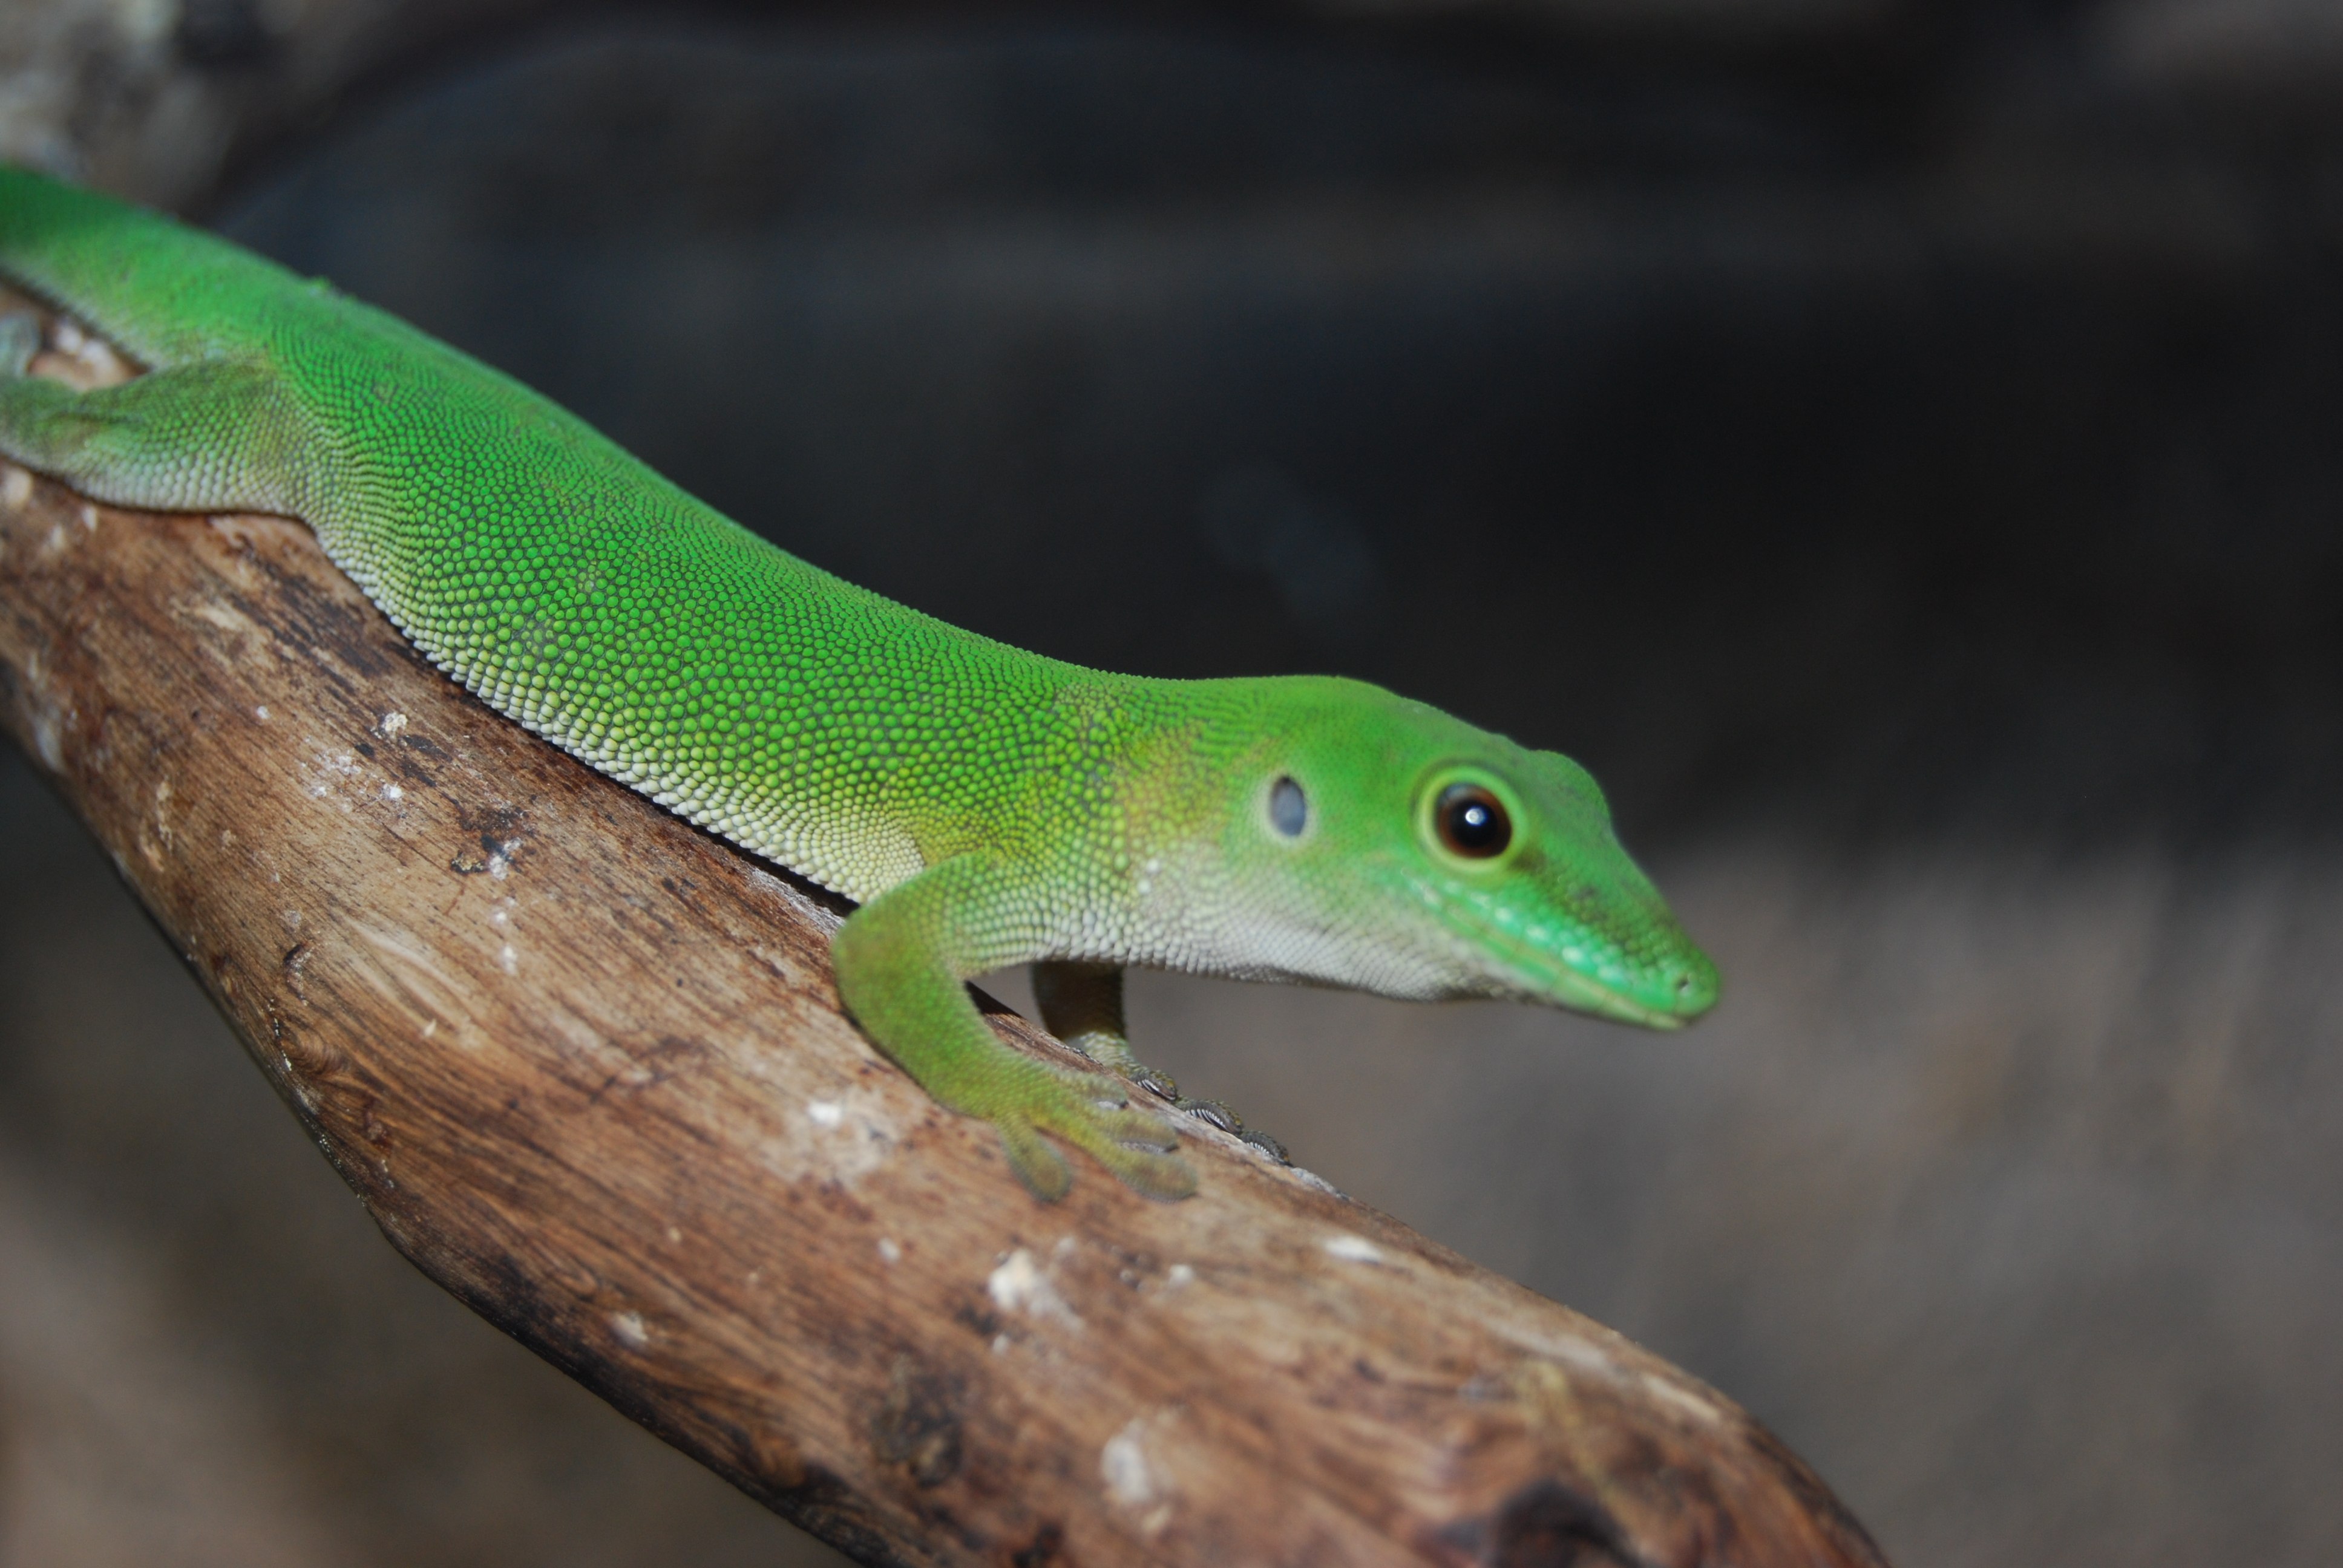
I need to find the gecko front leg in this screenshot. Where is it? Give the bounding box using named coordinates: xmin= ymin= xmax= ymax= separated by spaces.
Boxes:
xmin=1031 ymin=959 xmax=1289 ymax=1164
xmin=833 ymin=858 xmax=1196 ymax=1201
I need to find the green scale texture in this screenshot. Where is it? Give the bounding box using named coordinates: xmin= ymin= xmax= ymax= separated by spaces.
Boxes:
xmin=0 ymin=169 xmax=1718 ymax=1199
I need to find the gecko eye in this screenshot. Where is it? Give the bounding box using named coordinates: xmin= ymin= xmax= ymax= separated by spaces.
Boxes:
xmin=1435 ymin=783 xmax=1510 ymax=858
xmin=1268 ymin=776 xmax=1308 ymax=837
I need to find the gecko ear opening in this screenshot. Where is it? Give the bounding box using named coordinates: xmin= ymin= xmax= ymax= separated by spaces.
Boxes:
xmin=1268 ymin=776 xmax=1308 ymax=837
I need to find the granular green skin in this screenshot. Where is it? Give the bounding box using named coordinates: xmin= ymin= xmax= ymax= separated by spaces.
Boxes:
xmin=0 ymin=168 xmax=1718 ymax=1200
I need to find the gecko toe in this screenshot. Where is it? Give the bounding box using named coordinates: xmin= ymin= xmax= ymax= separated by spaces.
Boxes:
xmin=1130 ymin=1065 xmax=1181 ymax=1102
xmin=997 ymin=1118 xmax=1073 ymax=1202
xmin=1090 ymin=1100 xmax=1181 ymax=1151
xmin=1094 ymin=1144 xmax=1198 ymax=1201
xmin=1242 ymin=1129 xmax=1291 ymax=1165
xmin=1177 ymin=1099 xmax=1242 ymax=1134
xmin=1177 ymin=1097 xmax=1291 ymax=1163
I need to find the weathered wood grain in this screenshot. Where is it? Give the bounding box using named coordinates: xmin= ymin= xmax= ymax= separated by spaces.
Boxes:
xmin=0 ymin=294 xmax=1889 ymax=1567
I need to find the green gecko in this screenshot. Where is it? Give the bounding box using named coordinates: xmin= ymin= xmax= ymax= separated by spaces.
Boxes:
xmin=0 ymin=168 xmax=1719 ymax=1200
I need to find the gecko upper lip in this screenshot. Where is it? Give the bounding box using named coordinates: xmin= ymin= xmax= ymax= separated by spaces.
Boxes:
xmin=1442 ymin=904 xmax=1702 ymax=1028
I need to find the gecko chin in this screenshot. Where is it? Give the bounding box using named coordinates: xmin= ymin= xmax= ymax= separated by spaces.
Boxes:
xmin=1518 ymin=955 xmax=1716 ymax=1030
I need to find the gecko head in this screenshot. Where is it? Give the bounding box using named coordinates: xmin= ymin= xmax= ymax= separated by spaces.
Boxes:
xmin=1213 ymin=678 xmax=1719 ymax=1030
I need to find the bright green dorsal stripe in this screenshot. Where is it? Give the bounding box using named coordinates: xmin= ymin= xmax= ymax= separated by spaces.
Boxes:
xmin=0 ymin=167 xmax=1717 ymax=1200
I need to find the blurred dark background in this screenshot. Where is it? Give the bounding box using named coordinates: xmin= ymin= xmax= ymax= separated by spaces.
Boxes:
xmin=5 ymin=2 xmax=2342 ymax=1564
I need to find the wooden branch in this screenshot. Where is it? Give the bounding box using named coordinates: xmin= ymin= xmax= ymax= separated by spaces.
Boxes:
xmin=0 ymin=300 xmax=1889 ymax=1567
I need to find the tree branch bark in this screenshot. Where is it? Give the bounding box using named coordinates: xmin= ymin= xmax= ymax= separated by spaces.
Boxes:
xmin=0 ymin=292 xmax=1889 ymax=1567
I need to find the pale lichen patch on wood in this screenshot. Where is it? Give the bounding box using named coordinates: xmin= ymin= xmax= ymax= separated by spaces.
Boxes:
xmin=987 ymin=1247 xmax=1081 ymax=1330
xmin=749 ymin=1085 xmax=899 ymax=1186
xmin=1100 ymin=1409 xmax=1180 ymax=1538
xmin=137 ymin=773 xmax=174 ymax=868
xmin=1321 ymin=1232 xmax=1388 ymax=1266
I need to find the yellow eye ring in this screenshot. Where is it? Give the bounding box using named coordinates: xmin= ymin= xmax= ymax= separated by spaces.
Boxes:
xmin=1417 ymin=768 xmax=1524 ymax=869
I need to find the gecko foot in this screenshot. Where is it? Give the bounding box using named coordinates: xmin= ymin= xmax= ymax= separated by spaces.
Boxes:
xmin=1179 ymin=1098 xmax=1241 ymax=1134
xmin=1242 ymin=1129 xmax=1291 ymax=1164
xmin=1168 ymin=1096 xmax=1293 ymax=1166
xmin=986 ymin=1060 xmax=1196 ymax=1203
xmin=1126 ymin=1063 xmax=1182 ymax=1103
xmin=1034 ymin=1022 xmax=1289 ymax=1175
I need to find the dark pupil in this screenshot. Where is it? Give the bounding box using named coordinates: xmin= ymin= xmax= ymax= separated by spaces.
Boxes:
xmin=1438 ymin=785 xmax=1510 ymax=857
